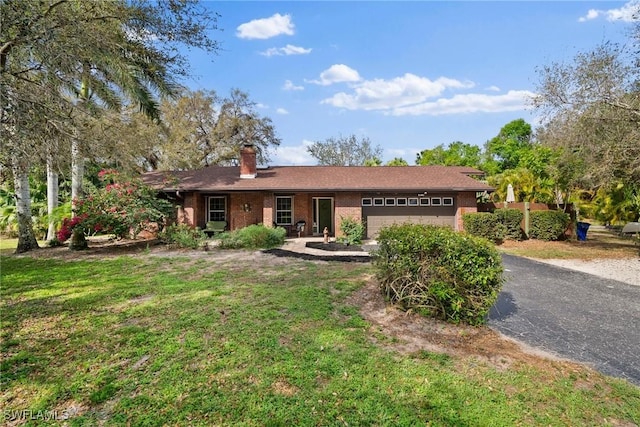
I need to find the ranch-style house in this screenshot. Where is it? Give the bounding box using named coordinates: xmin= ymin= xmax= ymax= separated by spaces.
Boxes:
xmin=143 ymin=144 xmax=494 ymax=238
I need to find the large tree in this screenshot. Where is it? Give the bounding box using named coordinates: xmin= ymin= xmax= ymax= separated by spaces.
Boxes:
xmin=155 ymin=89 xmax=280 ymax=170
xmin=416 ymin=141 xmax=482 ymax=168
xmin=386 ymin=157 xmax=408 ymax=166
xmin=483 ymin=119 xmax=534 ymax=174
xmin=533 ymin=40 xmax=640 ymax=189
xmin=1 ymin=0 xmax=220 ymax=252
xmin=307 ymin=134 xmax=382 ymax=166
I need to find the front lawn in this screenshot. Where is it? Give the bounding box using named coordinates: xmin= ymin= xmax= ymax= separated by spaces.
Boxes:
xmin=1 ymin=248 xmax=638 ymax=426
xmin=498 ymin=226 xmax=638 ymax=260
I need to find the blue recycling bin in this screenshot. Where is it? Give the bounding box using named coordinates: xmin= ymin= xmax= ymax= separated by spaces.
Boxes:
xmin=576 ymin=222 xmax=590 ymax=241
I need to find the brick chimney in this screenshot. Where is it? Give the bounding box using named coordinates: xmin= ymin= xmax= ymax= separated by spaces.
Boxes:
xmin=240 ymin=144 xmax=257 ymax=179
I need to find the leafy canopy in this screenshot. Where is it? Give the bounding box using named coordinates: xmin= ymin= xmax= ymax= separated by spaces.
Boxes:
xmin=307 ymin=134 xmax=382 ymax=166
xmin=416 ymin=141 xmax=482 ymax=168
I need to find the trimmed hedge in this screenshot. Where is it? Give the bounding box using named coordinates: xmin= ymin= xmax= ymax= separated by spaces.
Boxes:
xmin=529 ymin=210 xmax=571 ymax=241
xmin=373 ymin=224 xmax=504 ymax=325
xmin=218 ymin=224 xmax=286 ymax=249
xmin=494 ymin=208 xmax=524 ymax=241
xmin=462 ymin=212 xmax=505 ymax=243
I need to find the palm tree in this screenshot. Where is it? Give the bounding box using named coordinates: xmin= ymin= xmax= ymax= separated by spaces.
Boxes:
xmin=1 ymin=0 xmax=219 ymax=252
xmin=489 ymin=168 xmax=556 ymax=204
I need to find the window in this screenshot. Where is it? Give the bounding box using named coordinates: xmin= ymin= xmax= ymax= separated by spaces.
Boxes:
xmin=361 ymin=198 xmax=372 ymax=206
xmin=373 ymin=198 xmax=384 ymax=206
xmin=276 ymin=196 xmax=293 ymax=224
xmin=396 ymin=198 xmax=407 ymax=206
xmin=408 ymin=198 xmax=419 ymax=206
xmin=208 ymin=197 xmax=226 ymax=222
xmin=420 ymin=198 xmax=430 ymax=206
xmin=443 ymin=197 xmax=454 ymax=206
xmin=385 ymin=198 xmax=396 ymax=206
xmin=431 ymin=197 xmax=442 ymax=206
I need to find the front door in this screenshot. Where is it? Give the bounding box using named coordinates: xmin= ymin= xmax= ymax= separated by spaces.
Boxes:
xmin=313 ymin=198 xmax=334 ymax=235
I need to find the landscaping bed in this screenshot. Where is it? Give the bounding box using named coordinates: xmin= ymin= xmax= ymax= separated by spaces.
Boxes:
xmin=305 ymin=241 xmax=365 ymax=252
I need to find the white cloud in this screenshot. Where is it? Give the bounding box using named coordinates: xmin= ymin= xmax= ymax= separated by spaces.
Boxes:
xmin=236 ymin=13 xmax=295 ymax=39
xmin=260 ymin=44 xmax=312 ymax=57
xmin=270 ymin=140 xmax=316 ymax=165
xmin=283 ymin=80 xmax=304 ymax=91
xmin=308 ymin=64 xmax=361 ymax=86
xmin=276 ymin=108 xmax=289 ymax=115
xmin=389 ymin=90 xmax=536 ymax=116
xmin=578 ymin=1 xmax=638 ymax=22
xmin=321 ymin=73 xmax=475 ymax=111
xmin=486 ymin=85 xmax=501 ymax=92
xmin=256 ymin=103 xmax=268 ymax=109
xmin=579 ymin=9 xmax=601 ymax=22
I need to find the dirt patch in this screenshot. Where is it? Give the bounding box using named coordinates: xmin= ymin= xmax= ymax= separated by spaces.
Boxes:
xmin=347 ymin=277 xmax=590 ymax=377
xmin=15 ymin=237 xmax=164 ymax=261
xmin=271 ymin=379 xmax=300 ymax=396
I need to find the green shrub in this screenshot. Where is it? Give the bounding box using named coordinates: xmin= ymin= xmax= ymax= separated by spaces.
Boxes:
xmin=337 ymin=216 xmax=365 ymax=245
xmin=529 ymin=210 xmax=571 ymax=241
xmin=462 ymin=212 xmax=505 ymax=243
xmin=46 ymin=237 xmax=63 ymax=247
xmin=494 ymin=208 xmax=524 ymax=241
xmin=218 ymin=224 xmax=286 ymax=249
xmin=159 ymin=224 xmax=207 ymax=249
xmin=373 ymin=224 xmax=503 ymax=325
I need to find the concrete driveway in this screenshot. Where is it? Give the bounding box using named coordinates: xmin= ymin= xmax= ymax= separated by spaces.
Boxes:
xmin=489 ymin=254 xmax=640 ymax=386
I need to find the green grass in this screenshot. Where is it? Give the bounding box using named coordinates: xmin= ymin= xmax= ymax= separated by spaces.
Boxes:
xmin=498 ymin=227 xmax=638 ymax=260
xmin=0 ymin=237 xmax=48 ymax=255
xmin=1 ymin=252 xmax=639 ymax=426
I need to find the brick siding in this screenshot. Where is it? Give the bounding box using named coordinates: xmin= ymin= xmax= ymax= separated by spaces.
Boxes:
xmin=334 ymin=192 xmax=362 ymax=238
xmin=455 ymin=192 xmax=478 ymax=231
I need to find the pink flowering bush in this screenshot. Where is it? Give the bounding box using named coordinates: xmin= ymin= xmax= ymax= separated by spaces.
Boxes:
xmin=57 ymin=170 xmax=175 ymax=243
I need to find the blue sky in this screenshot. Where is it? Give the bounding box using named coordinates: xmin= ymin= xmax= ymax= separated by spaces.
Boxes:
xmin=182 ymin=1 xmax=636 ymax=165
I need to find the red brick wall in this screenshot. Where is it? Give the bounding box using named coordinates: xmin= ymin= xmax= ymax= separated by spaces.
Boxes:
xmin=456 ymin=192 xmax=478 ymax=231
xmin=334 ymin=192 xmax=362 ymax=238
xmin=178 ymin=191 xmax=478 ymax=235
xmin=194 ymin=194 xmax=205 ymax=228
xmin=262 ymin=193 xmax=312 ymax=236
xmin=180 ymin=193 xmax=196 ymax=227
xmin=240 ymin=145 xmax=257 ymax=178
xmin=229 ymin=192 xmax=263 ymax=229
xmin=293 ymin=194 xmax=311 ymax=236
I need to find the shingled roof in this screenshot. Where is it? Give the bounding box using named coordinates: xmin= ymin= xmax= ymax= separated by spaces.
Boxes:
xmin=143 ymin=165 xmax=493 ymax=193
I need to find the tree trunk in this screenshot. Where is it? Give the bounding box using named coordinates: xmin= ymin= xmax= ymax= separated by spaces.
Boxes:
xmin=12 ymin=158 xmax=39 ymax=253
xmin=46 ymin=153 xmax=59 ymax=241
xmin=71 ymin=137 xmax=83 ymax=211
xmin=69 ymin=139 xmax=87 ymax=250
xmin=71 ymin=76 xmax=89 ymax=212
xmin=69 ymin=228 xmax=88 ymax=250
xmin=70 ymin=78 xmax=88 ymax=250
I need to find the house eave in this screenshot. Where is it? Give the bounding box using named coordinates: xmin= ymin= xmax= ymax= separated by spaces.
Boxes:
xmin=158 ymin=186 xmax=494 ymax=193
